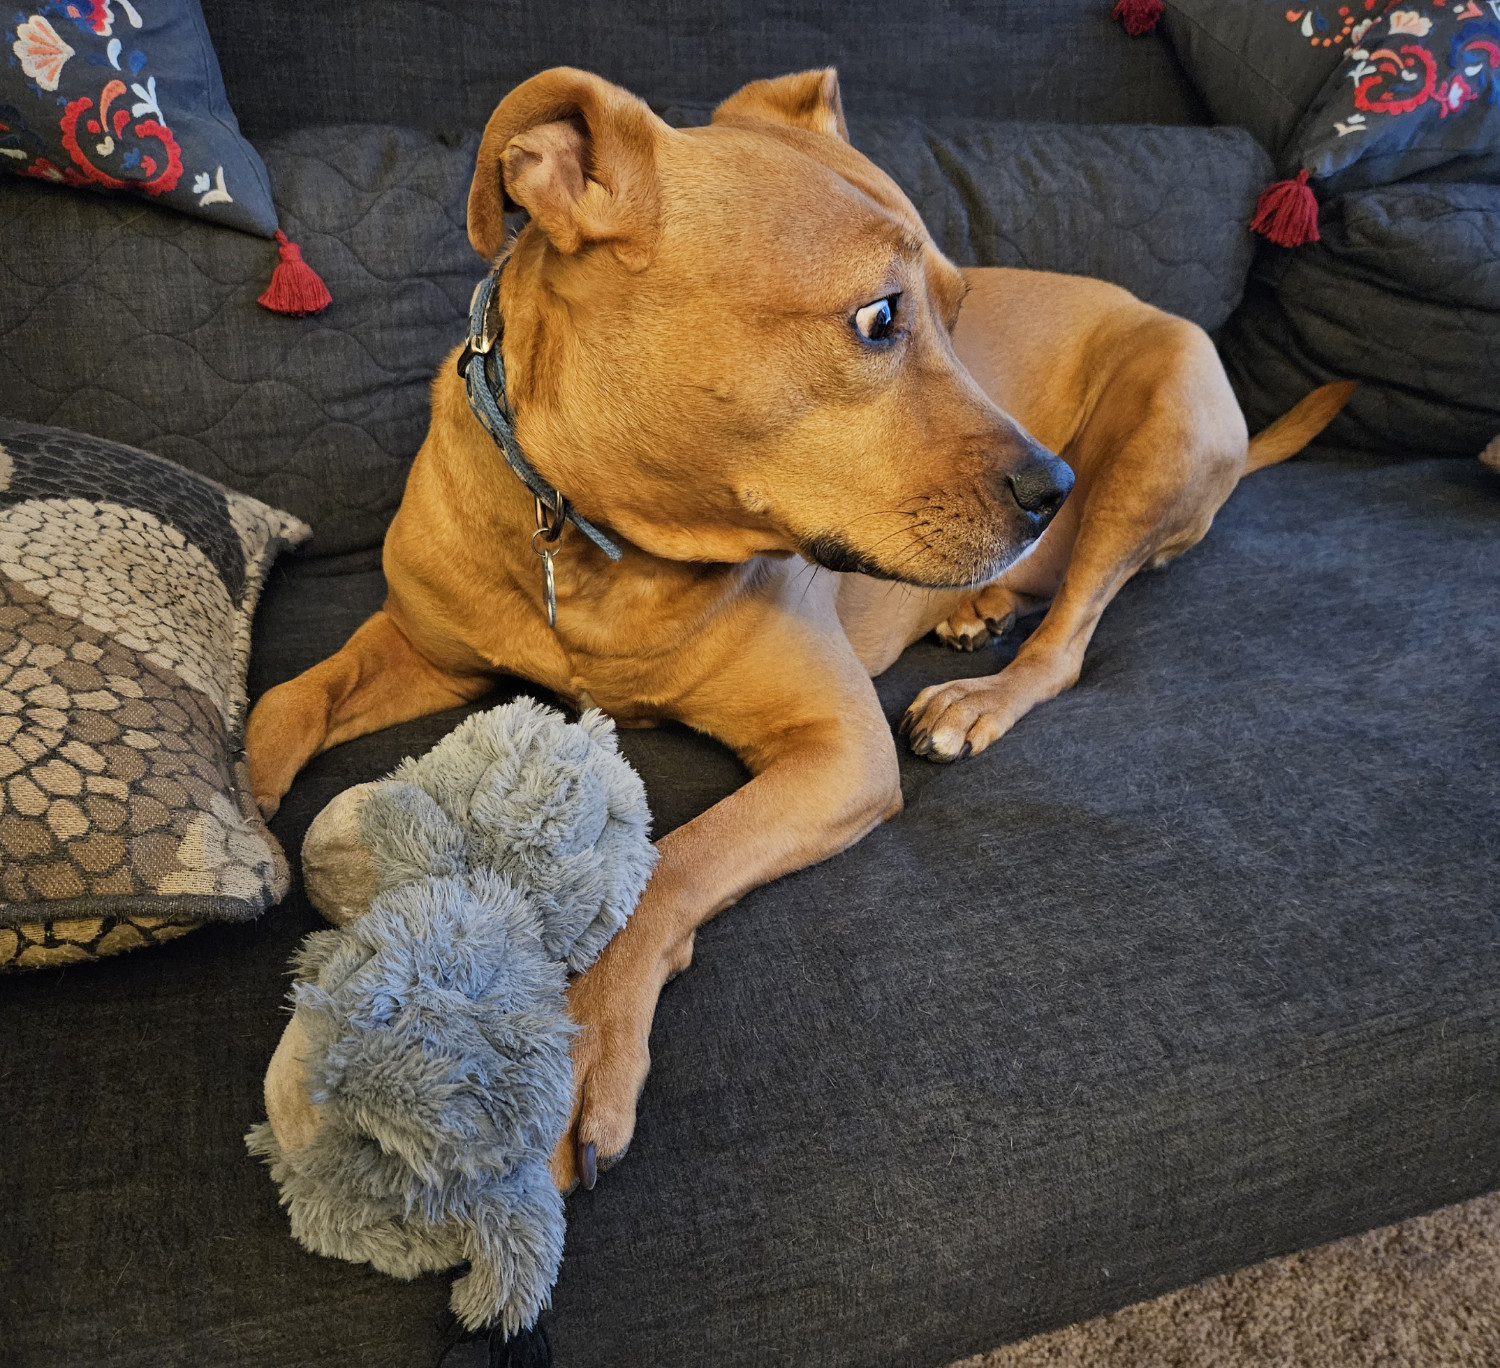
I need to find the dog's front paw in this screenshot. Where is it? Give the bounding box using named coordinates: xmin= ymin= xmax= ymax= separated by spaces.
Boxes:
xmin=901 ymin=656 xmax=1071 ymax=762
xmin=549 ymin=953 xmax=660 ymax=1194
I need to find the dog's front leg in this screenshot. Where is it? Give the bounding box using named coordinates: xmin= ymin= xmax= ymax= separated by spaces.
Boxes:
xmin=550 ymin=635 xmax=901 ymax=1192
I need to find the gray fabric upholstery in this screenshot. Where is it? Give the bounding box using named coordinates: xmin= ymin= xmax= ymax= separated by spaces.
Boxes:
xmin=0 ymin=121 xmax=1267 ymax=560
xmin=3 ymin=454 xmax=1497 ymax=1366
xmin=197 ymin=0 xmax=1208 ymax=140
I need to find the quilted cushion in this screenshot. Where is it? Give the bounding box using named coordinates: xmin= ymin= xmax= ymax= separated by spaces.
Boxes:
xmin=1220 ymin=181 xmax=1500 ymax=459
xmin=1 ymin=0 xmax=277 ymax=236
xmin=0 ymin=125 xmax=481 ymax=557
xmin=850 ymin=119 xmax=1271 ymax=333
xmin=0 ymin=417 xmax=308 ymax=970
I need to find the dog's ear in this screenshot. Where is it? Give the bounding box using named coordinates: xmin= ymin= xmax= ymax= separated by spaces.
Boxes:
xmin=469 ymin=67 xmax=664 ymax=269
xmin=710 ymin=69 xmax=849 ymax=143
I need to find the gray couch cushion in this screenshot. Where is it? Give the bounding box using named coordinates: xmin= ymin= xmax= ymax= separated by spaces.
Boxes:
xmin=850 ymin=120 xmax=1270 ymax=333
xmin=0 ymin=126 xmax=481 ymax=558
xmin=3 ymin=453 xmax=1496 ymax=1366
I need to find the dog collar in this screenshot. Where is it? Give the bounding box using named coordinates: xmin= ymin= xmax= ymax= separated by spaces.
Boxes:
xmin=458 ymin=268 xmax=622 ymax=624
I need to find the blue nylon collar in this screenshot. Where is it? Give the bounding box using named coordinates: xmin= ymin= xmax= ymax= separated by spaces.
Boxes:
xmin=458 ymin=269 xmax=623 ymax=561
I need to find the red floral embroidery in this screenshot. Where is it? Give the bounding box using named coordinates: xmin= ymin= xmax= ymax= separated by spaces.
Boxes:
xmin=58 ymin=80 xmax=182 ymax=195
xmin=19 ymin=156 xmax=67 ymax=182
xmin=1353 ymin=41 xmax=1439 ymax=114
xmin=49 ymin=1 xmax=113 ymax=37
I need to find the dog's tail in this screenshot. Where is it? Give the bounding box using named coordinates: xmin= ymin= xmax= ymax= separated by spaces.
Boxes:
xmin=1244 ymin=381 xmax=1357 ymax=474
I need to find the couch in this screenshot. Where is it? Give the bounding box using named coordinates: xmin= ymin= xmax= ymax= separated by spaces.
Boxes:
xmin=2 ymin=3 xmax=1496 ymax=1366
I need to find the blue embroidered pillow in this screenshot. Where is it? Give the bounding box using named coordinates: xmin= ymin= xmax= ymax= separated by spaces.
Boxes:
xmin=2 ymin=0 xmax=275 ymax=235
xmin=1287 ymin=5 xmax=1500 ymax=194
xmin=1140 ymin=2 xmax=1500 ymax=246
xmin=3 ymin=1 xmax=328 ymax=311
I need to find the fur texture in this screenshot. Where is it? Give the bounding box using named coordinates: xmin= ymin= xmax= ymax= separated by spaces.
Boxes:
xmin=247 ymin=698 xmax=656 ymax=1334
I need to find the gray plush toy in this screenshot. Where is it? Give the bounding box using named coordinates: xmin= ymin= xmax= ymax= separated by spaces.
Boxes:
xmin=246 ymin=698 xmax=656 ymax=1336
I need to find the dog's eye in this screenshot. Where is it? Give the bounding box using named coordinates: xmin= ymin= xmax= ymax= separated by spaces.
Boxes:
xmin=854 ymin=294 xmax=900 ymax=343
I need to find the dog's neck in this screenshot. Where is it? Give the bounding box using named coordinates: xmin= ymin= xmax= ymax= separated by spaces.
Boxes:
xmin=432 ymin=346 xmax=761 ymax=658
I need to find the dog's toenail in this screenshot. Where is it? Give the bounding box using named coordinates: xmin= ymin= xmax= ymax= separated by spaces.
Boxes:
xmin=959 ymin=741 xmax=972 ymax=760
xmin=580 ymin=1141 xmax=597 ymax=1190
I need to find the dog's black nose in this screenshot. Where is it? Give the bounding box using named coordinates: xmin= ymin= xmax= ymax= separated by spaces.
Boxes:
xmin=1006 ymin=449 xmax=1073 ymax=529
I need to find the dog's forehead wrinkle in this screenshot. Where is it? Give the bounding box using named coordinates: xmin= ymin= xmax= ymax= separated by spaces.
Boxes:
xmin=660 ymin=128 xmax=924 ymax=271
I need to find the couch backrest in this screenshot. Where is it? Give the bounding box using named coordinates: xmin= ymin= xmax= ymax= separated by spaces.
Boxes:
xmin=200 ymin=0 xmax=1207 ymax=138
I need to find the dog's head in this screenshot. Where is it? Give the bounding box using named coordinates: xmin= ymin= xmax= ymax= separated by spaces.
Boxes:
xmin=470 ymin=67 xmax=1072 ymax=587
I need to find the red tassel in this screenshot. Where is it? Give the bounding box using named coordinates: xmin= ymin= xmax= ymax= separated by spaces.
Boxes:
xmin=257 ymin=230 xmax=332 ymax=316
xmin=1250 ymin=170 xmax=1321 ymax=248
xmin=1112 ymin=0 xmax=1163 ymax=35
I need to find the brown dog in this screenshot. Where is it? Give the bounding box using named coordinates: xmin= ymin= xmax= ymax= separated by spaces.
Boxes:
xmin=247 ymin=67 xmax=1352 ymax=1191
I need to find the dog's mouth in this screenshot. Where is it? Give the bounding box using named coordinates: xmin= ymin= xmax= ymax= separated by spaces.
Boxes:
xmin=794 ymin=451 xmax=1072 ymax=587
xmin=798 ymin=528 xmax=1034 ymax=589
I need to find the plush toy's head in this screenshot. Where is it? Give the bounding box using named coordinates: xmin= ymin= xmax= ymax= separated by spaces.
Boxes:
xmin=302 ymin=697 xmax=657 ymax=972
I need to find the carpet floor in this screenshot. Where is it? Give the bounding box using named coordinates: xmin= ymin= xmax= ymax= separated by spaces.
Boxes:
xmin=954 ymin=1191 xmax=1500 ymax=1368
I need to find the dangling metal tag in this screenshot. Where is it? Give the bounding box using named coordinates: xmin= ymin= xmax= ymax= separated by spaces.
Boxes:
xmin=532 ymin=494 xmax=566 ymax=629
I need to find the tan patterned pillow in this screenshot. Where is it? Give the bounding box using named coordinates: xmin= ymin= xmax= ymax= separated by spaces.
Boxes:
xmin=0 ymin=419 xmax=309 ymax=970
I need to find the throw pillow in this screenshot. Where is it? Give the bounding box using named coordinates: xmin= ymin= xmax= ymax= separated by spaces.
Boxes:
xmin=2 ymin=0 xmax=328 ymax=311
xmin=1153 ymin=0 xmax=1393 ymax=157
xmin=0 ymin=417 xmax=310 ymax=971
xmin=1252 ymin=4 xmax=1500 ymax=244
xmin=1287 ymin=6 xmax=1500 ymax=193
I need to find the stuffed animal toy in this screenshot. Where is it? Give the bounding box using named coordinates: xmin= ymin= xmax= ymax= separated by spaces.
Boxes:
xmin=246 ymin=698 xmax=656 ymax=1337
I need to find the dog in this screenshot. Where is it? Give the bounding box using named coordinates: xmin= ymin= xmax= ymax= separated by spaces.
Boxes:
xmin=247 ymin=67 xmax=1353 ymax=1193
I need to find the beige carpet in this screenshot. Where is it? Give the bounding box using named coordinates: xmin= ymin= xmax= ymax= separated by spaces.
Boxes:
xmin=953 ymin=1192 xmax=1500 ymax=1368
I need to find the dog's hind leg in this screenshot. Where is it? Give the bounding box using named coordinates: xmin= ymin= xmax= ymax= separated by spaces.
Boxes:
xmin=246 ymin=609 xmax=493 ymax=817
xmin=902 ymin=343 xmax=1247 ymax=761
